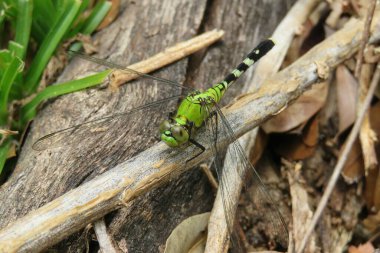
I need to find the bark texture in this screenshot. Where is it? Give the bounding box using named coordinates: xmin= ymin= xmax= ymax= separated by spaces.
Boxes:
xmin=0 ymin=0 xmax=293 ymax=252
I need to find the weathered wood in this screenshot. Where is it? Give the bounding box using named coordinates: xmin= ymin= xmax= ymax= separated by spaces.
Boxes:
xmin=0 ymin=0 xmax=293 ymax=252
xmin=206 ymin=0 xmax=323 ymax=251
xmin=1 ymin=10 xmax=379 ymax=253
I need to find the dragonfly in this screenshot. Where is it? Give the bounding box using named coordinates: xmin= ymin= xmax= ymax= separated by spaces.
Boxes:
xmin=33 ymin=39 xmax=288 ymax=250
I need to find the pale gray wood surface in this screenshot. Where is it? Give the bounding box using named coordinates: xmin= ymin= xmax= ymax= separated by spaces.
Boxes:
xmin=0 ymin=0 xmax=294 ymax=252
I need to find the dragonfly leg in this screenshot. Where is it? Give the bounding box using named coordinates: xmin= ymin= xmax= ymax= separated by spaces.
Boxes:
xmin=187 ymin=138 xmax=205 ymax=162
xmin=185 ymin=121 xmax=205 ymax=162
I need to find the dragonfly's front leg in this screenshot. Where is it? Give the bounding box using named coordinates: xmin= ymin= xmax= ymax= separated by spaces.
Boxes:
xmin=186 ymin=121 xmax=206 ymax=162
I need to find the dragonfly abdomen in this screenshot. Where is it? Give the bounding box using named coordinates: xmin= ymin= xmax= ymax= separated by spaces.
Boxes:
xmin=220 ymin=39 xmax=275 ymax=89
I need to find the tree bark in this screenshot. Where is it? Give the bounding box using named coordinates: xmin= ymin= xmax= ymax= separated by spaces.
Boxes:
xmin=0 ymin=0 xmax=294 ymax=252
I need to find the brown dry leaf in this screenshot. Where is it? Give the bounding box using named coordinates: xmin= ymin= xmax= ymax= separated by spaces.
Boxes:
xmin=250 ymin=129 xmax=268 ymax=165
xmin=0 ymin=129 xmax=18 ymax=137
xmin=348 ymin=242 xmax=376 ymax=253
xmin=372 ymin=171 xmax=380 ymax=211
xmin=364 ymin=167 xmax=378 ymax=210
xmin=336 ymin=65 xmax=358 ymax=135
xmin=164 ymin=212 xmax=210 ymax=253
xmin=350 ymin=0 xmax=372 ymax=17
xmin=97 ymin=0 xmax=120 ymax=30
xmin=283 ymin=2 xmax=327 ymax=68
xmin=262 ymin=81 xmax=328 ymax=134
xmin=272 ymin=115 xmax=319 ymax=160
xmin=368 ymin=102 xmax=380 ymax=210
xmin=342 ymin=102 xmax=380 ymax=205
xmin=341 ymin=138 xmax=364 ymax=184
xmin=363 ymin=210 xmax=380 ymax=232
xmin=39 ymin=52 xmax=68 ymax=90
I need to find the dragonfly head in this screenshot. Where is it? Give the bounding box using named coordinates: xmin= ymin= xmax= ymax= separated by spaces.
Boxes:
xmin=159 ymin=119 xmax=189 ymax=147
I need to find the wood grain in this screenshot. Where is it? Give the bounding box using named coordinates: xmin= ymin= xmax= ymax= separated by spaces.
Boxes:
xmin=0 ymin=0 xmax=295 ymax=252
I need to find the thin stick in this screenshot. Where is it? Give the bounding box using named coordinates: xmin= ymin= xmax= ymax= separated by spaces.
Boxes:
xmin=296 ymin=63 xmax=380 ymax=253
xmin=358 ymin=63 xmax=378 ymax=172
xmin=200 ymin=163 xmax=219 ymax=190
xmin=354 ymin=0 xmax=377 ymax=77
xmin=110 ymin=29 xmax=225 ymax=88
xmin=94 ymin=219 xmax=119 ymax=253
xmin=355 ymin=0 xmax=378 ymax=172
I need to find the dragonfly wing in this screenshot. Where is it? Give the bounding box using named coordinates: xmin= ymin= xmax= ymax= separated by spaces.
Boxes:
xmin=205 ymin=103 xmax=288 ymax=250
xmin=33 ymin=95 xmax=184 ymax=151
xmin=69 ymin=51 xmax=194 ymax=92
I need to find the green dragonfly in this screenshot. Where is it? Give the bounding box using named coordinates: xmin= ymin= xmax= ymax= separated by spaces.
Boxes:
xmin=33 ymin=39 xmax=288 ymax=250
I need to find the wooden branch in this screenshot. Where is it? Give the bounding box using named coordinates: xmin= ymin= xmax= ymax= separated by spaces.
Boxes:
xmin=356 ymin=0 xmax=379 ymax=173
xmin=206 ymin=0 xmax=323 ymax=251
xmin=359 ymin=63 xmax=378 ymax=172
xmin=0 ymin=13 xmax=380 ymax=253
xmin=110 ymin=29 xmax=224 ymax=89
xmin=94 ymin=219 xmax=119 ymax=253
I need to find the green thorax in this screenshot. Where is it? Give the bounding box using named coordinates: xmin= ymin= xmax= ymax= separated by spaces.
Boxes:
xmin=175 ymin=82 xmax=227 ymax=128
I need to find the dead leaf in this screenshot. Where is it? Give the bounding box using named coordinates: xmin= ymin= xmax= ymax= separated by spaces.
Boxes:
xmin=363 ymin=210 xmax=380 ymax=232
xmin=262 ymin=81 xmax=328 ymax=133
xmin=364 ymin=167 xmax=378 ymax=210
xmin=272 ymin=116 xmax=319 ymax=160
xmin=164 ymin=212 xmax=210 ymax=253
xmin=250 ymin=129 xmax=268 ymax=165
xmin=341 ymin=102 xmax=380 ymax=206
xmin=367 ymin=102 xmax=380 ymax=210
xmin=97 ymin=0 xmax=120 ymax=30
xmin=336 ymin=65 xmax=358 ymax=135
xmin=0 ymin=129 xmax=18 ymax=136
xmin=348 ymin=242 xmax=375 ymax=253
xmin=341 ymin=138 xmax=364 ymax=184
xmin=350 ymin=0 xmax=372 ymax=17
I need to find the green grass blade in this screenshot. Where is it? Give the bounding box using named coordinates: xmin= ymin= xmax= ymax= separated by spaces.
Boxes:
xmin=0 ymin=139 xmax=11 ymax=175
xmin=8 ymin=41 xmax=23 ymax=59
xmin=81 ymin=1 xmax=111 ymax=34
xmin=0 ymin=8 xmax=5 ymax=26
xmin=32 ymin=0 xmax=55 ymax=34
xmin=14 ymin=0 xmax=33 ymax=59
xmin=0 ymin=55 xmax=24 ymax=125
xmin=69 ymin=1 xmax=112 ymax=52
xmin=0 ymin=50 xmax=12 ymax=71
xmin=24 ymin=0 xmax=81 ymax=95
xmin=20 ymin=70 xmax=111 ymax=125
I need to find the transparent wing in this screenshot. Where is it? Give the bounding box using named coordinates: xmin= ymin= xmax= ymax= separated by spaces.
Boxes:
xmin=34 ymin=50 xmax=195 ymax=151
xmin=33 ymin=95 xmax=183 ymax=151
xmin=68 ymin=51 xmax=194 ymax=92
xmin=205 ymin=102 xmax=288 ymax=250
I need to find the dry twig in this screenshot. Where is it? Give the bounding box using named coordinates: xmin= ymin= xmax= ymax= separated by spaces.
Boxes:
xmin=297 ymin=63 xmax=380 ymax=253
xmin=110 ymin=30 xmax=224 ymax=89
xmin=355 ymin=0 xmax=378 ymax=173
xmin=94 ymin=219 xmax=119 ymax=253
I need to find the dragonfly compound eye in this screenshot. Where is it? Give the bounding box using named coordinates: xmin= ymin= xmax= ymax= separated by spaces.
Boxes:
xmin=171 ymin=126 xmax=189 ymax=143
xmin=159 ymin=120 xmax=171 ymax=133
